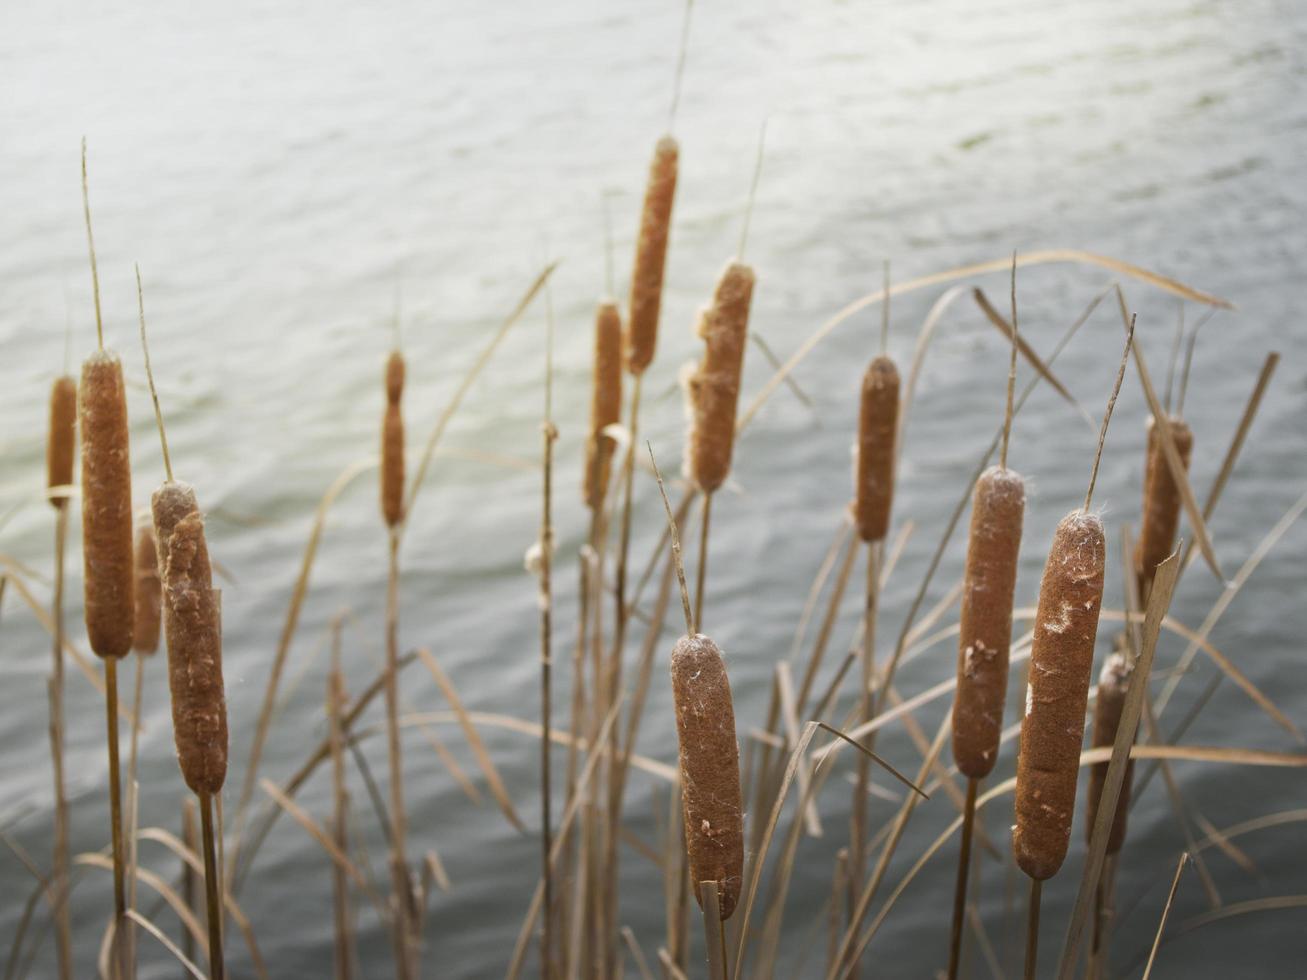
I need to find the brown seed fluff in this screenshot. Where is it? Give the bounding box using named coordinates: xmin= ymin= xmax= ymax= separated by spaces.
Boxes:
xmin=952 ymin=466 xmax=1026 ymax=779
xmin=685 ymin=261 xmax=755 ymax=494
xmin=1085 ymin=651 xmax=1133 ymax=854
xmin=854 ymin=355 xmax=900 ymax=542
xmin=155 ymin=498 xmax=226 ymax=795
xmin=80 ymin=350 xmax=135 ymax=659
xmin=132 ymin=523 xmax=161 ymax=655
xmin=670 ymin=633 xmax=744 ymax=920
xmin=625 ymin=135 xmax=679 ymax=375
xmin=1013 ymin=510 xmax=1105 ymax=880
xmin=1134 ymin=415 xmax=1193 ymax=594
xmin=47 ymin=375 xmax=78 ymax=508
xmin=583 ymin=300 xmax=623 ymax=510
xmin=381 ymin=351 xmax=405 ymax=528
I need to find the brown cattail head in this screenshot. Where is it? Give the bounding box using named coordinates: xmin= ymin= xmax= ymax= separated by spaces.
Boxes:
xmin=152 ymin=483 xmax=226 ymax=795
xmin=583 ymin=300 xmax=624 ymax=509
xmin=670 ymin=633 xmax=744 ymax=920
xmin=854 ymin=355 xmax=900 ymax=542
xmin=80 ymin=350 xmax=135 ymax=659
xmin=625 ymin=135 xmax=679 ymax=375
xmin=1013 ymin=510 xmax=1106 ymax=880
xmin=47 ymin=375 xmax=78 ymax=508
xmin=132 ymin=523 xmax=161 ymax=655
xmin=1086 ymin=649 xmax=1133 ymax=854
xmin=685 ymin=260 xmax=755 ymax=494
xmin=1134 ymin=415 xmax=1193 ymax=595
xmin=381 ymin=351 xmax=405 ymax=528
xmin=952 ymin=465 xmax=1026 ymax=779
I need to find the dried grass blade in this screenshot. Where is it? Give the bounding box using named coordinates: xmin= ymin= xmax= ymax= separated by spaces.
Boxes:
xmin=415 ymin=647 xmax=524 ymax=831
xmin=1056 ymin=549 xmax=1181 ymax=979
xmin=621 ymin=926 xmax=656 ymax=980
xmin=775 ymin=664 xmax=822 ymax=837
xmin=258 ymin=780 xmax=373 ymax=894
xmin=813 ymin=723 xmax=929 ymax=800
xmin=125 ymin=910 xmax=207 ymax=980
xmin=1141 ymin=853 xmax=1189 ymax=980
xmin=74 ymin=853 xmax=207 ymax=955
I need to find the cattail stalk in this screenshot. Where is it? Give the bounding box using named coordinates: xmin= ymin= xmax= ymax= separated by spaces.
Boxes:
xmin=1015 ymin=320 xmax=1130 ymax=979
xmin=328 ymin=620 xmax=354 ymax=980
xmin=182 ymin=797 xmax=199 ymax=967
xmin=949 ymin=265 xmax=1025 ymax=980
xmin=537 ymin=285 xmax=558 ymax=979
xmin=47 ymin=373 xmax=77 ymax=980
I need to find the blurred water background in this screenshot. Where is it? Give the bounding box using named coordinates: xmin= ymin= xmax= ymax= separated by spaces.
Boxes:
xmin=2 ymin=0 xmax=1305 ymax=975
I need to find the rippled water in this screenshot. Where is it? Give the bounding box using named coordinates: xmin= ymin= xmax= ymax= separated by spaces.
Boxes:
xmin=3 ymin=1 xmax=1305 ymax=976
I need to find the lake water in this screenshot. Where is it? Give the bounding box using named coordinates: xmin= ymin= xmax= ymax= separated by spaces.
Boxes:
xmin=2 ymin=0 xmax=1305 ymax=976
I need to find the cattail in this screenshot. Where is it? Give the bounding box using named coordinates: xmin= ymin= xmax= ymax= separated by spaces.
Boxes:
xmin=670 ymin=633 xmax=744 ymax=919
xmin=583 ymin=300 xmax=623 ymax=509
xmin=1013 ymin=511 xmax=1106 ymax=880
xmin=854 ymin=355 xmax=899 ymax=543
xmin=132 ymin=523 xmax=161 ymax=654
xmin=152 ymin=482 xmax=226 ymax=795
xmin=381 ymin=351 xmax=405 ymax=528
xmin=952 ymin=465 xmax=1026 ymax=779
xmin=80 ymin=350 xmax=135 ymax=659
xmin=685 ymin=261 xmax=754 ymax=494
xmin=1134 ymin=414 xmax=1193 ymax=594
xmin=626 ymin=136 xmax=679 ymax=375
xmin=1085 ymin=650 xmax=1133 ymax=854
xmin=47 ymin=375 xmax=77 ymax=508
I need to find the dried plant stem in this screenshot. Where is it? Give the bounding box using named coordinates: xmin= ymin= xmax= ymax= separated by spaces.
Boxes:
xmin=845 ymin=543 xmax=880 ymax=978
xmin=328 ymin=644 xmax=354 ymax=980
xmin=198 ymin=792 xmax=224 ymax=980
xmin=383 ymin=530 xmax=413 ymax=979
xmin=49 ymin=507 xmax=72 ymax=980
xmin=538 ymin=302 xmax=558 ymax=978
xmin=1141 ymin=853 xmax=1188 ymax=980
xmin=946 ymin=779 xmax=978 ymax=980
xmin=182 ymin=799 xmax=199 ymax=966
xmin=103 ymin=657 xmax=130 ymax=979
xmin=694 ymin=492 xmax=712 ymax=632
xmin=702 ymin=881 xmax=727 ymax=980
xmin=1024 ymin=879 xmax=1042 ymax=980
xmin=1085 ymin=315 xmax=1134 ymax=512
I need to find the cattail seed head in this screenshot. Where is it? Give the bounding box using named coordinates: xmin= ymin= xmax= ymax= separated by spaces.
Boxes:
xmin=152 ymin=483 xmax=226 ymax=795
xmin=854 ymin=355 xmax=899 ymax=542
xmin=132 ymin=523 xmax=161 ymax=655
xmin=685 ymin=260 xmax=754 ymax=494
xmin=47 ymin=375 xmax=78 ymax=508
xmin=1134 ymin=415 xmax=1193 ymax=594
xmin=1086 ymin=650 xmax=1133 ymax=854
xmin=625 ymin=135 xmax=679 ymax=375
xmin=1013 ymin=510 xmax=1106 ymax=881
xmin=80 ymin=350 xmax=135 ymax=659
xmin=583 ymin=300 xmax=623 ymax=509
xmin=952 ymin=465 xmax=1025 ymax=779
xmin=670 ymin=633 xmax=744 ymax=919
xmin=381 ymin=351 xmax=405 ymax=528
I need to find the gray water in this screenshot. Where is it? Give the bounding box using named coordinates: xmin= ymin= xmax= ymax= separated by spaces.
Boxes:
xmin=2 ymin=0 xmax=1305 ymax=976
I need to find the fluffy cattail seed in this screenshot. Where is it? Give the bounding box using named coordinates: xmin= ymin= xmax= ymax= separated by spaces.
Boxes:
xmin=132 ymin=523 xmax=161 ymax=655
xmin=952 ymin=465 xmax=1025 ymax=779
xmin=1134 ymin=415 xmax=1193 ymax=595
xmin=47 ymin=376 xmax=78 ymax=508
xmin=583 ymin=300 xmax=623 ymax=509
xmin=80 ymin=350 xmax=135 ymax=659
xmin=381 ymin=351 xmax=405 ymax=528
xmin=670 ymin=633 xmax=744 ymax=919
xmin=685 ymin=261 xmax=755 ymax=494
xmin=152 ymin=483 xmax=226 ymax=795
xmin=854 ymin=355 xmax=899 ymax=542
xmin=1085 ymin=651 xmax=1133 ymax=854
xmin=1013 ymin=510 xmax=1106 ymax=881
xmin=625 ymin=136 xmax=679 ymax=375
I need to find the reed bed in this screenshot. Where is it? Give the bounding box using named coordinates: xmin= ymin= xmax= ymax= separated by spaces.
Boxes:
xmin=7 ymin=129 xmax=1307 ymax=980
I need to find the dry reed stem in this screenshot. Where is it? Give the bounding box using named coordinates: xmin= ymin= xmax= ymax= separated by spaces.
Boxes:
xmin=686 ymin=261 xmax=755 ymax=494
xmin=47 ymin=377 xmax=77 ymax=509
xmin=153 ymin=486 xmax=227 ymax=796
xmin=80 ymin=350 xmax=135 ymax=659
xmin=1135 ymin=415 xmax=1193 ymax=595
xmin=1086 ymin=653 xmax=1133 ymax=854
xmin=381 ymin=352 xmax=406 ymax=528
xmin=946 ymin=778 xmax=978 ymax=980
xmin=952 ymin=466 xmax=1025 ymax=779
xmin=46 ymin=477 xmax=73 ymax=980
xmin=198 ymin=793 xmax=224 ymax=980
xmin=626 ymin=136 xmax=678 ymax=375
xmin=702 ymin=880 xmax=727 ymax=979
xmin=182 ymin=798 xmax=198 ymax=967
xmin=584 ymin=301 xmax=623 ymax=510
xmin=132 ymin=524 xmax=161 ymax=654
xmin=854 ymin=356 xmax=899 ymax=543
xmin=328 ymin=627 xmax=354 ymax=980
xmin=537 ymin=289 xmax=558 ymax=980
xmin=1012 ymin=511 xmax=1105 ymax=881
xmin=382 ymin=528 xmax=415 ymax=979
xmin=670 ymin=634 xmax=744 ymax=919
xmin=1141 ymin=853 xmax=1188 ymax=980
